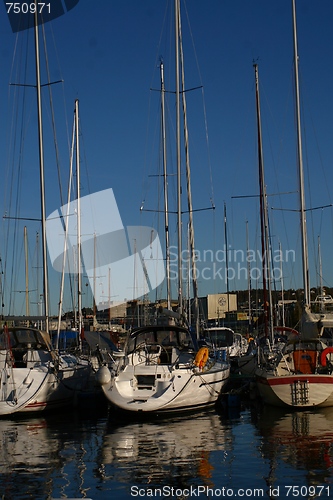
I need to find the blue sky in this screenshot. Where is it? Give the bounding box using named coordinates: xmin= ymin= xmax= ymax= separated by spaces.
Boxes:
xmin=1 ymin=0 xmax=333 ymax=316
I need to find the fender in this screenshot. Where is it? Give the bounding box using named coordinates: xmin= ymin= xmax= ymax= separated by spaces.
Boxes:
xmin=320 ymin=347 xmax=333 ymax=367
xmin=194 ymin=347 xmax=209 ymax=369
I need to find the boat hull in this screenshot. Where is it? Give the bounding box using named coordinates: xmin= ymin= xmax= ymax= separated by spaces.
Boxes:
xmin=256 ymin=372 xmax=333 ymax=408
xmin=0 ymin=350 xmax=91 ymax=415
xmin=100 ymin=363 xmax=230 ymax=414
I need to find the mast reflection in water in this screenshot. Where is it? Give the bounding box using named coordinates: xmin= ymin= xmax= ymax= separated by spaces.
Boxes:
xmin=0 ymin=403 xmax=333 ymax=499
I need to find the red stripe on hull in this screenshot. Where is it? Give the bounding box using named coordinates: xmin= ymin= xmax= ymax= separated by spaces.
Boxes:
xmin=25 ymin=398 xmax=72 ymax=410
xmin=257 ymin=375 xmax=333 ymax=386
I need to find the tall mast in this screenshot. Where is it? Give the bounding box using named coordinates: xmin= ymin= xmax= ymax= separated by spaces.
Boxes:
xmin=93 ymin=233 xmax=96 ymax=330
xmin=34 ymin=7 xmax=49 ymax=333
xmin=254 ymin=63 xmax=274 ymax=342
xmin=75 ymin=99 xmax=83 ymax=345
xmin=160 ymin=61 xmax=171 ymax=310
xmin=36 ymin=231 xmax=41 ymax=317
xmin=177 ymin=0 xmax=200 ymax=335
xmin=175 ymin=0 xmax=183 ymax=318
xmin=108 ymin=267 xmax=111 ymax=324
xmin=292 ymin=0 xmax=310 ymax=307
xmin=56 ymin=113 xmax=75 ymax=349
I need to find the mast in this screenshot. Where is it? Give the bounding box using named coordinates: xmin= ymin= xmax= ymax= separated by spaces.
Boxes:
xmin=318 ymin=236 xmax=323 ymax=312
xmin=24 ymin=226 xmax=30 ymax=317
xmin=36 ymin=231 xmax=42 ymax=320
xmin=175 ymin=0 xmax=183 ymax=318
xmin=108 ymin=267 xmax=111 ymax=325
xmin=254 ymin=63 xmax=274 ymax=342
xmin=34 ymin=6 xmax=49 ymax=332
xmin=160 ymin=61 xmax=171 ymax=310
xmin=56 ymin=110 xmax=75 ymax=349
xmin=177 ymin=0 xmax=200 ymax=336
xmin=246 ymin=220 xmax=252 ymax=333
xmin=224 ymin=202 xmax=230 ymax=314
xmin=75 ymin=99 xmax=83 ymax=346
xmin=292 ymin=0 xmax=310 ymax=307
xmin=279 ymin=241 xmax=285 ymax=327
xmin=93 ymin=233 xmax=96 ymax=331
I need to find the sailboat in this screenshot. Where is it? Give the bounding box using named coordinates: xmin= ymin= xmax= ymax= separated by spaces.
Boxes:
xmin=0 ymin=324 xmax=91 ymax=415
xmin=0 ymin=8 xmax=90 ymax=415
xmin=96 ymin=0 xmax=230 ymax=414
xmin=255 ymin=0 xmax=333 ymax=408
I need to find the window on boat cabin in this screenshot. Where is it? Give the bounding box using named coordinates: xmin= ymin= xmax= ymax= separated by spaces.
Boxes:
xmin=158 ymin=330 xmax=177 ymax=346
xmin=205 ymin=329 xmax=234 ymax=347
xmin=0 ymin=329 xmax=37 ymax=349
xmin=14 ymin=329 xmax=39 ymax=347
xmin=157 ymin=329 xmax=194 ymax=349
xmin=127 ymin=329 xmax=194 ymax=352
xmin=178 ymin=330 xmax=194 ymax=349
xmin=127 ymin=331 xmax=156 ymax=353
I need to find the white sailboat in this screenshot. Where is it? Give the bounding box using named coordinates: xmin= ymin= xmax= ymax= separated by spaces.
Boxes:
xmin=0 ymin=8 xmax=90 ymax=415
xmin=97 ymin=322 xmax=230 ymax=414
xmin=255 ymin=0 xmax=333 ymax=408
xmin=96 ymin=0 xmax=230 ymax=414
xmin=0 ymin=325 xmax=90 ymax=415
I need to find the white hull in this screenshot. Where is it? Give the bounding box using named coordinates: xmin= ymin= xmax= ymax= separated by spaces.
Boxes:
xmin=256 ymin=371 xmax=333 ymax=408
xmin=97 ymin=325 xmax=230 ymax=414
xmin=0 ymin=352 xmax=91 ymax=415
xmin=0 ymin=361 xmax=48 ymax=415
xmin=100 ymin=362 xmax=230 ymax=414
xmin=0 ymin=327 xmax=91 ymax=416
xmin=255 ymin=338 xmax=333 ymax=408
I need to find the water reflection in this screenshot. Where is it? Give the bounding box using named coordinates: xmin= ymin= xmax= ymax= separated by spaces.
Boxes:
xmin=1 ymin=404 xmax=333 ymax=500
xmin=0 ymin=407 xmax=234 ymax=499
xmin=100 ymin=410 xmax=233 ymax=491
xmin=1 ymin=417 xmax=54 ymax=498
xmin=255 ymin=405 xmax=333 ymax=488
xmin=0 ymin=408 xmax=108 ymax=500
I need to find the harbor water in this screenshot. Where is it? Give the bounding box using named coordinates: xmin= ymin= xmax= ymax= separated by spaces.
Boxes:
xmin=1 ymin=398 xmax=333 ymax=499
